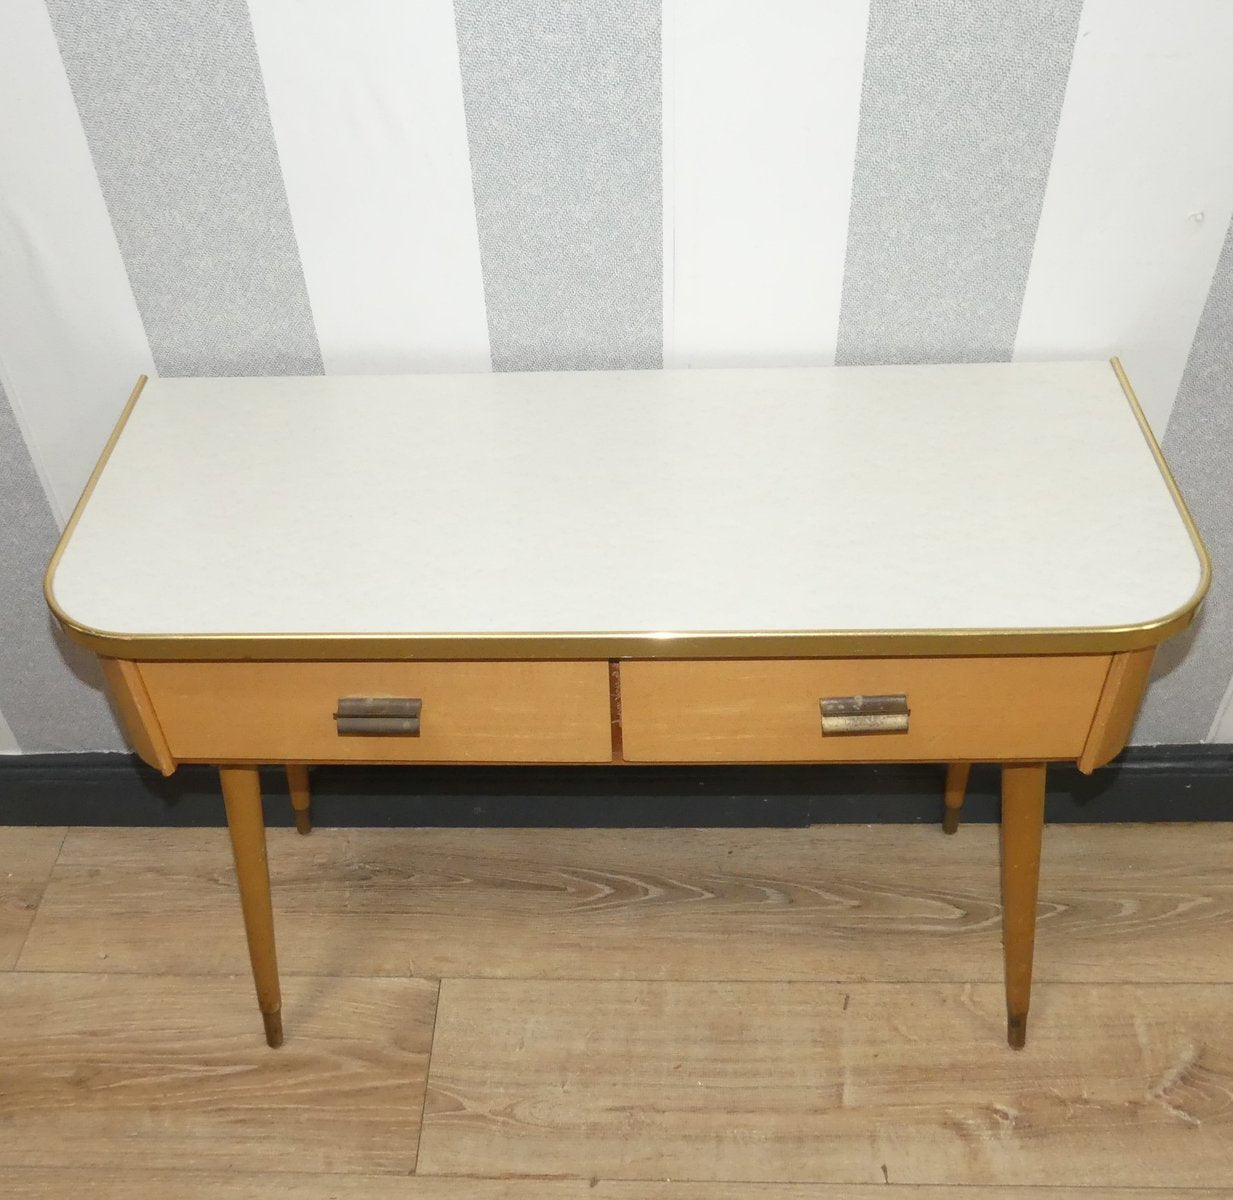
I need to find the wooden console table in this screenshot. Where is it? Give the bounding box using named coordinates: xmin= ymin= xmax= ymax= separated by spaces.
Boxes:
xmin=45 ymin=360 xmax=1207 ymax=1050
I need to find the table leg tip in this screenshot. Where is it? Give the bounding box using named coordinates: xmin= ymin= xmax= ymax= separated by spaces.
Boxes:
xmin=942 ymin=811 xmax=960 ymax=835
xmin=263 ymin=1010 xmax=284 ymax=1048
xmin=294 ymin=812 xmax=312 ymax=835
xmin=1007 ymin=1014 xmax=1027 ymax=1049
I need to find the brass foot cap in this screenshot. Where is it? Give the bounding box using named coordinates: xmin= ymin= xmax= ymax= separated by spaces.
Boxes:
xmin=295 ymin=810 xmax=312 ymax=836
xmin=942 ymin=810 xmax=960 ymax=835
xmin=262 ymin=1009 xmax=284 ymax=1049
xmin=1007 ymin=1013 xmax=1027 ymax=1050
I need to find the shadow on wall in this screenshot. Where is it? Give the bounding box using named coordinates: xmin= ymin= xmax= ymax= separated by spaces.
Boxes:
xmin=1148 ymin=610 xmax=1202 ymax=685
xmin=49 ymin=613 xmax=104 ymax=690
xmin=47 ymin=611 xmax=126 ymax=733
xmin=1133 ymin=604 xmax=1211 ymax=744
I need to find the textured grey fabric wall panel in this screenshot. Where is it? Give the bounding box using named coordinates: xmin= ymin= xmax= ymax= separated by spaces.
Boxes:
xmin=453 ymin=1 xmax=661 ymax=371
xmin=836 ymin=1 xmax=1082 ymax=365
xmin=45 ymin=0 xmax=322 ymax=377
xmin=0 ymin=382 xmax=123 ymax=752
xmin=1134 ymin=214 xmax=1233 ymax=744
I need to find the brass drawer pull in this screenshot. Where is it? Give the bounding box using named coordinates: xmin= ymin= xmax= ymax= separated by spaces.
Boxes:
xmin=820 ymin=693 xmax=909 ymax=735
xmin=334 ymin=697 xmax=422 ymax=736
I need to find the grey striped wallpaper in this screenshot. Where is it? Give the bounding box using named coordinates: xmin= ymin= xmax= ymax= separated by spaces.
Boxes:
xmin=46 ymin=0 xmax=324 ymax=377
xmin=454 ymin=0 xmax=663 ymax=371
xmin=835 ymin=0 xmax=1083 ymax=365
xmin=2 ymin=0 xmax=1231 ymax=753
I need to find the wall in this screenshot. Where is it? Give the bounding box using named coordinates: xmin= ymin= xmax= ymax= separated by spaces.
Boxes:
xmin=2 ymin=0 xmax=1231 ymax=754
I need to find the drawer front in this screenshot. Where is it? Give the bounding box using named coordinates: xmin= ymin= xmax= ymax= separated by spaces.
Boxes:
xmin=620 ymin=656 xmax=1111 ymax=763
xmin=139 ymin=660 xmax=613 ymax=764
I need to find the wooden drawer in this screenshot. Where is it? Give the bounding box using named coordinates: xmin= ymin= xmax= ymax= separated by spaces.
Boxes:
xmin=619 ymin=656 xmax=1112 ymax=763
xmin=135 ymin=660 xmax=613 ymax=764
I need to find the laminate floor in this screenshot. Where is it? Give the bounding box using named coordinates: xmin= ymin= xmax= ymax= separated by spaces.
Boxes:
xmin=2 ymin=822 xmax=1231 ymax=1197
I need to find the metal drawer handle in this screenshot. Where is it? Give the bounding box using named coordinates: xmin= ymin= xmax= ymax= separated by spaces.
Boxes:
xmin=820 ymin=693 xmax=909 ymax=735
xmin=334 ymin=697 xmax=422 ymax=737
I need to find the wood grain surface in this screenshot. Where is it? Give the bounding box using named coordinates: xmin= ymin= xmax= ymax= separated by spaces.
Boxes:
xmin=0 ymin=972 xmax=436 ymax=1174
xmin=20 ymin=825 xmax=1233 ymax=983
xmin=137 ymin=660 xmax=614 ymax=764
xmin=0 ymin=827 xmax=64 ymax=969
xmin=1078 ymin=648 xmax=1157 ymax=773
xmin=619 ymin=656 xmax=1110 ymax=762
xmin=2 ymin=1173 xmax=1228 ymax=1199
xmin=4 ymin=822 xmax=1233 ymax=1195
xmin=420 ymin=978 xmax=1233 ymax=1187
xmin=98 ymin=658 xmax=175 ymax=776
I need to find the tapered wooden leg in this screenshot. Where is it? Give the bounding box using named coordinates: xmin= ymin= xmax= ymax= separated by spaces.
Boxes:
xmin=942 ymin=762 xmax=970 ymax=834
xmin=1000 ymin=762 xmax=1046 ymax=1050
xmin=220 ymin=767 xmax=284 ymax=1048
xmin=286 ymin=764 xmax=312 ymax=835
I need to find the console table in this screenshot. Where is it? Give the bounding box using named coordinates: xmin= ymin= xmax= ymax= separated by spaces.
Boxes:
xmin=45 ymin=360 xmax=1207 ymax=1050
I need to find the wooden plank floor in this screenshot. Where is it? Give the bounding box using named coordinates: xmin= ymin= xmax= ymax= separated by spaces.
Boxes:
xmin=0 ymin=828 xmax=65 ymax=969
xmin=2 ymin=822 xmax=1232 ymax=1197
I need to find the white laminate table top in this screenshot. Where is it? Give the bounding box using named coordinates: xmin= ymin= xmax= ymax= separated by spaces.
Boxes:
xmin=48 ymin=362 xmax=1206 ymax=656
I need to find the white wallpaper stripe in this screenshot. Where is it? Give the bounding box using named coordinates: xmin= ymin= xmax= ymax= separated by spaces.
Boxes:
xmin=249 ymin=0 xmax=491 ymax=375
xmin=1013 ymin=0 xmax=1233 ymax=435
xmin=0 ymin=707 xmax=19 ymax=754
xmin=662 ymin=0 xmax=869 ymax=368
xmin=0 ymin=0 xmax=153 ymax=524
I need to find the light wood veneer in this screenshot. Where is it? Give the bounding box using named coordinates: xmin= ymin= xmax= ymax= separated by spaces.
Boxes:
xmin=135 ymin=660 xmax=613 ymax=765
xmin=619 ymin=655 xmax=1112 ymax=763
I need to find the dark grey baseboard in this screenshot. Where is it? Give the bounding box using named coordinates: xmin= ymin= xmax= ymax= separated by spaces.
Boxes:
xmin=1 ymin=747 xmax=1230 ymax=827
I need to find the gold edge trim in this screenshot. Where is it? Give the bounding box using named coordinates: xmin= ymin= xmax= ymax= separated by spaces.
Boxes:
xmin=44 ymin=375 xmax=149 ymax=634
xmin=46 ymin=364 xmax=1208 ymax=663
xmin=1108 ymin=355 xmax=1211 ymax=618
xmin=49 ymin=617 xmax=1194 ymax=662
